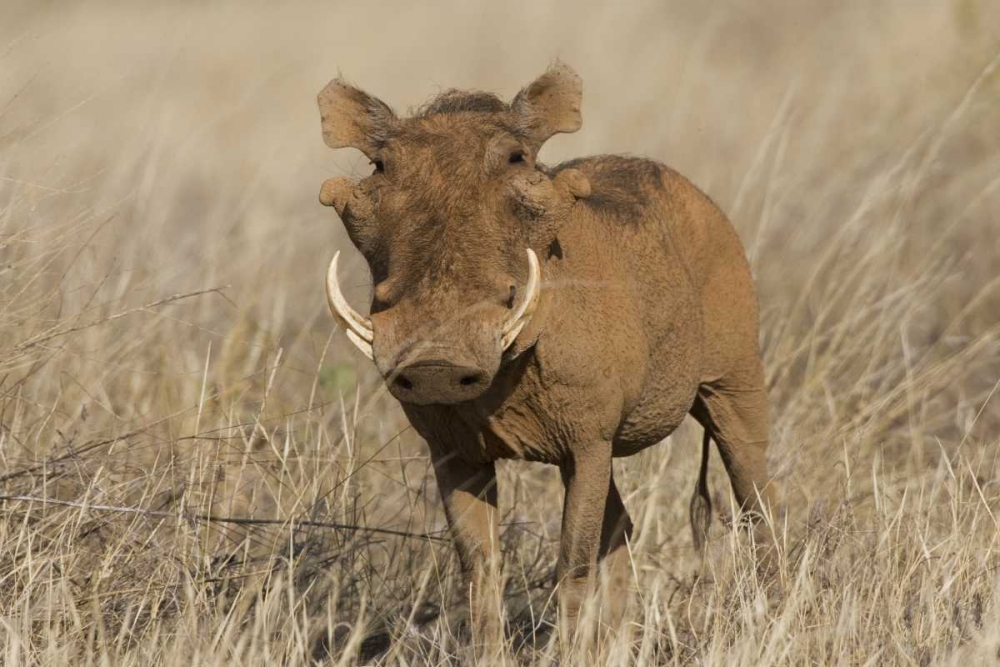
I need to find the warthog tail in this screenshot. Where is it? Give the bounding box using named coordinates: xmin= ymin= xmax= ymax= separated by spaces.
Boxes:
xmin=689 ymin=429 xmax=713 ymax=552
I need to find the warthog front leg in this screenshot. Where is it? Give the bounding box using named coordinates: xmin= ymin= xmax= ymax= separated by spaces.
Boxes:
xmin=556 ymin=442 xmax=628 ymax=637
xmin=430 ymin=452 xmax=504 ymax=652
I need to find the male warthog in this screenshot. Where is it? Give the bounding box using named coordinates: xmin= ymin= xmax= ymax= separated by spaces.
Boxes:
xmin=317 ymin=63 xmax=777 ymax=644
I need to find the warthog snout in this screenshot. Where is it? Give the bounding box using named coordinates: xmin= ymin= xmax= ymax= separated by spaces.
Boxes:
xmin=388 ymin=357 xmax=491 ymax=405
xmin=325 ymin=248 xmax=541 ymax=405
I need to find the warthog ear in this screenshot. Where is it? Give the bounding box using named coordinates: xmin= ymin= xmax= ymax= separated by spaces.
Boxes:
xmin=317 ymin=78 xmax=395 ymax=158
xmin=512 ymin=63 xmax=583 ymax=149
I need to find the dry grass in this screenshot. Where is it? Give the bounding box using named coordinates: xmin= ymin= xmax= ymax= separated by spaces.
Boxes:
xmin=2 ymin=1 xmax=1000 ymax=664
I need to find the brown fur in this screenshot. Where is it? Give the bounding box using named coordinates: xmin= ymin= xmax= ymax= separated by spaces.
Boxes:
xmin=316 ymin=63 xmax=777 ymax=646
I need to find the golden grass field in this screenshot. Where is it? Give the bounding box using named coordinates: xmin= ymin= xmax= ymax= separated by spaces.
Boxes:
xmin=2 ymin=1 xmax=1000 ymax=664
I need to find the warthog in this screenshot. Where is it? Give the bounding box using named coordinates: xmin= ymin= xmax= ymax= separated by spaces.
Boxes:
xmin=316 ymin=63 xmax=777 ymax=643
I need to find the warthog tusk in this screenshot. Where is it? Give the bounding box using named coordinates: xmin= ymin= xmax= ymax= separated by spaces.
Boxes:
xmin=327 ymin=249 xmax=538 ymax=359
xmin=501 ymin=248 xmax=541 ymax=350
xmin=326 ymin=252 xmax=374 ymax=360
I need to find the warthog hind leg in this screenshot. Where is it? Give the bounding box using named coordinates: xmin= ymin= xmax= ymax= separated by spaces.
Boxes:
xmin=692 ymin=367 xmax=779 ymax=559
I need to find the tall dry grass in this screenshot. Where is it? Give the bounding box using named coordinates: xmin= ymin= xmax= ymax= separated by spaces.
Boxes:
xmin=1 ymin=1 xmax=1000 ymax=664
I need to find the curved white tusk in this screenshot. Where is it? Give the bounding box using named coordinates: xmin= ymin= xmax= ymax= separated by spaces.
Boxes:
xmin=326 ymin=251 xmax=374 ymax=359
xmin=501 ymin=248 xmax=541 ymax=351
xmin=345 ymin=328 xmax=374 ymax=361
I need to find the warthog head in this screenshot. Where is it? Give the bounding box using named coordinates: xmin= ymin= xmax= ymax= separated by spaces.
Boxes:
xmin=318 ymin=64 xmax=591 ymax=405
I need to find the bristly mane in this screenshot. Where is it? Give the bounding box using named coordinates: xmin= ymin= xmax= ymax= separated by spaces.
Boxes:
xmin=414 ymin=90 xmax=510 ymax=117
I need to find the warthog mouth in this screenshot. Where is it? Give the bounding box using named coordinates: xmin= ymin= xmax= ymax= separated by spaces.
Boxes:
xmin=324 ymin=248 xmax=541 ymax=364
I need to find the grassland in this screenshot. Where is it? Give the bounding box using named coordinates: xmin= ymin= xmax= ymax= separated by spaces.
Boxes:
xmin=2 ymin=1 xmax=1000 ymax=664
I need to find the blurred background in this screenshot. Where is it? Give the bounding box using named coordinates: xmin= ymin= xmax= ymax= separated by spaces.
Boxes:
xmin=2 ymin=1 xmax=1000 ymax=663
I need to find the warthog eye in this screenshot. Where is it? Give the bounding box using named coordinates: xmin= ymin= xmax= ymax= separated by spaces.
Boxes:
xmin=508 ymin=150 xmax=526 ymax=165
xmin=370 ymin=159 xmax=385 ymax=174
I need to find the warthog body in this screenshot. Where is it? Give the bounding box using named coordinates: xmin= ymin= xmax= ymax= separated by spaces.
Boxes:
xmin=317 ymin=64 xmax=776 ymax=642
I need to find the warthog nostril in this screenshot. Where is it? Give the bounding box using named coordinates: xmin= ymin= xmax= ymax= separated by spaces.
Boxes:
xmin=459 ymin=373 xmax=484 ymax=386
xmin=506 ymin=285 xmax=517 ymax=309
xmin=394 ymin=375 xmax=414 ymax=390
